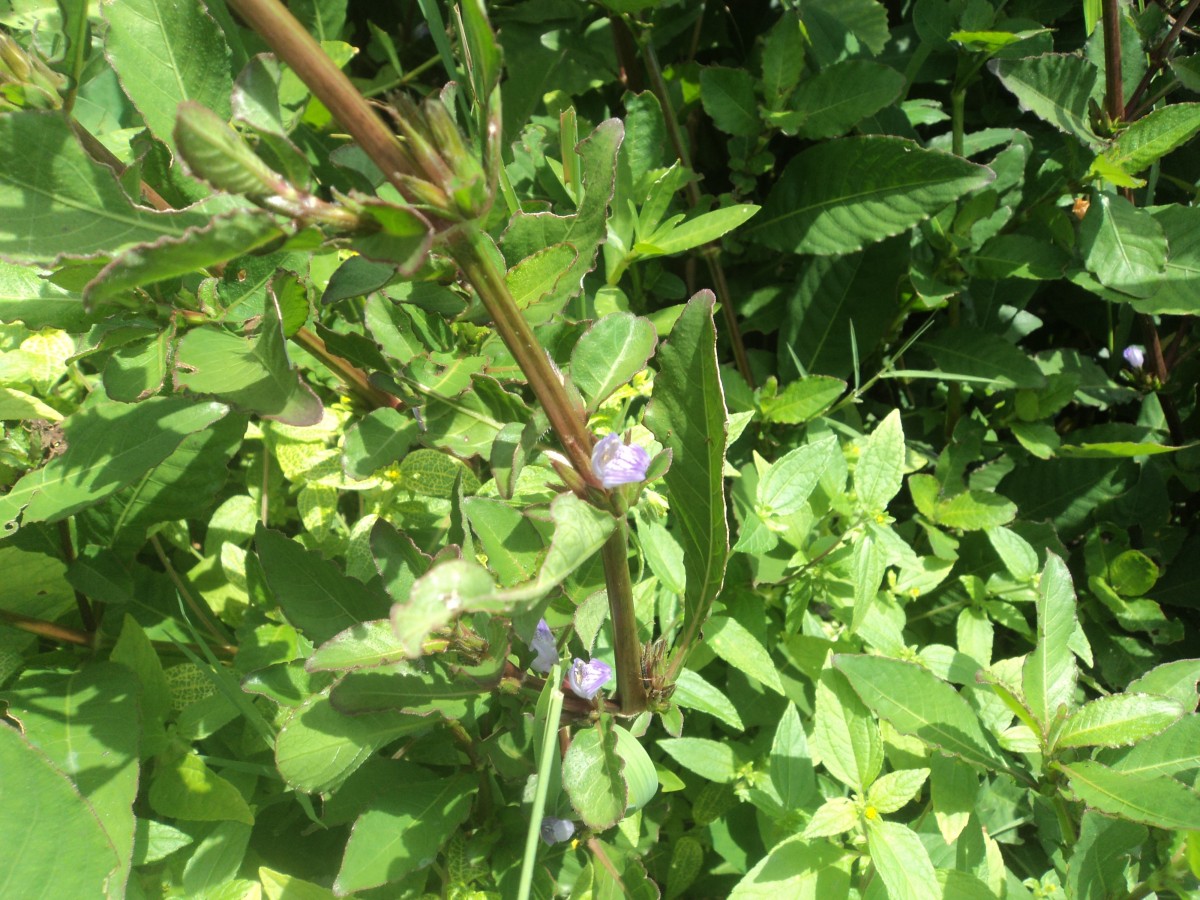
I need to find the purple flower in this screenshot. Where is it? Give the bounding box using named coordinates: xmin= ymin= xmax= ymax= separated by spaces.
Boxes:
xmin=540 ymin=816 xmax=575 ymax=845
xmin=591 ymin=433 xmax=650 ymax=489
xmin=529 ymin=619 xmax=557 ymax=673
xmin=1122 ymin=345 xmax=1146 ymax=370
xmin=568 ymin=657 xmax=612 ymax=700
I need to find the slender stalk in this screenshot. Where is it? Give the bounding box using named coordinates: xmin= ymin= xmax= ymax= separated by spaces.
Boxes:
xmin=1102 ymin=0 xmax=1125 ymax=122
xmin=56 ymin=520 xmax=96 ymax=631
xmin=150 ymin=534 xmax=230 ymax=648
xmin=292 ymin=327 xmax=401 ymax=410
xmin=600 ymin=522 xmax=648 ymax=714
xmin=0 ymin=608 xmax=94 ymax=648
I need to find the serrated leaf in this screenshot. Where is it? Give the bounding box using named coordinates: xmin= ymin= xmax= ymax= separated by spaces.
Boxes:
xmin=700 ymin=66 xmax=759 ymax=137
xmin=771 ymin=703 xmax=816 ymax=809
xmin=1054 ymin=693 xmax=1185 ymax=750
xmin=865 ymin=818 xmax=939 ymax=900
xmin=855 ymin=410 xmax=904 ymax=512
xmin=867 ymin=767 xmax=929 ymax=814
xmin=673 ymin=668 xmax=743 ymax=731
xmin=729 ymin=836 xmax=850 ymax=899
xmin=638 ymin=204 xmax=760 ymax=257
xmin=812 ymin=665 xmax=883 ymax=792
xmin=657 ymin=737 xmax=743 ymax=784
xmin=1079 ymin=192 xmax=1167 ymax=298
xmin=341 ymin=408 xmax=417 ymax=479
xmin=753 ymin=137 xmax=993 ymax=256
xmin=803 ymin=797 xmax=858 ymax=837
xmin=1057 ymin=759 xmax=1200 ymax=830
xmin=705 ymin=615 xmax=783 ymax=695
xmin=989 ymin=54 xmax=1103 ymax=148
xmin=1023 ymin=553 xmax=1079 ymax=733
xmin=758 ymin=435 xmax=839 ymax=517
xmin=570 ymin=312 xmax=657 ymax=411
xmin=786 ymin=60 xmax=904 ymax=139
xmin=1102 ymin=103 xmax=1200 ymax=175
xmin=760 ymin=375 xmax=845 ymax=424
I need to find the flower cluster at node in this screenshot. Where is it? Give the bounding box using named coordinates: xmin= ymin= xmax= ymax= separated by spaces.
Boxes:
xmin=1122 ymin=345 xmax=1146 ymax=370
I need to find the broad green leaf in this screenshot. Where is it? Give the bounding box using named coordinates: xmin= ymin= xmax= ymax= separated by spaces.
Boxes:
xmin=112 ymin=614 xmax=173 ymax=729
xmin=506 ymin=243 xmax=578 ymax=324
xmin=331 ymin=664 xmax=482 ymax=719
xmin=2 ymin=663 xmax=140 ymax=889
xmin=397 ymin=448 xmax=480 ymax=498
xmin=644 ymin=292 xmax=729 ymax=652
xmin=850 ymin=526 xmax=886 ymax=631
xmin=0 ymin=385 xmax=62 ymax=421
xmin=260 ymin=866 xmax=337 ymax=900
xmin=759 ymin=375 xmax=845 ymax=424
xmin=564 ymin=718 xmax=627 ymax=828
xmin=149 ymin=750 xmax=254 ymax=825
xmin=0 ymin=395 xmax=228 ymax=533
xmin=335 ymin=775 xmax=476 ymax=895
xmin=274 ymin=691 xmax=427 ymax=793
xmin=614 ymin=724 xmax=658 ymax=813
xmin=867 ymin=767 xmax=929 ymax=814
xmin=0 ymin=545 xmax=76 ymax=621
xmin=1022 ymin=553 xmax=1079 ymax=732
xmin=779 ymin=239 xmax=907 ymax=379
xmin=181 ymin=821 xmax=251 ymax=896
xmin=784 ymin=60 xmax=904 ymax=139
xmin=803 ymin=797 xmax=859 ymax=838
xmin=930 ymin=752 xmax=977 ymax=844
xmin=1127 ymin=659 xmax=1200 ymax=710
xmin=307 ymin=620 xmax=412 ymax=672
xmin=804 ymin=0 xmax=890 ymax=60
xmin=86 ymin=208 xmax=283 ymax=306
xmin=934 ymin=491 xmax=1018 ymax=530
xmin=0 ymin=113 xmax=217 ymax=264
xmin=0 ymin=260 xmax=91 ymax=331
xmin=502 ymin=119 xmax=622 ymax=303
xmin=462 ymin=496 xmax=544 ymax=586
xmin=102 ymin=0 xmax=232 ymax=153
xmin=175 ymin=289 xmax=323 ymax=426
xmin=657 ymin=737 xmax=743 ymax=784
xmin=865 ymin=817 xmax=939 ymax=900
xmin=729 ymin=836 xmax=851 ymax=899
xmin=255 ymin=525 xmax=391 ymax=644
xmin=1054 ymin=693 xmax=1185 ymax=750
xmin=341 ymin=407 xmax=416 ymax=479
xmin=1130 ymin=205 xmax=1200 ymax=315
xmin=811 ymin=666 xmax=883 ymax=792
xmin=638 ymin=204 xmax=760 ymax=256
xmin=705 ymin=615 xmax=783 ymax=695
xmin=986 ymin=525 xmax=1040 ymax=581
xmin=1057 ymin=759 xmax=1200 ymax=830
xmin=989 ymin=54 xmax=1103 ymax=148
xmin=758 ymin=435 xmax=839 ymax=517
xmin=855 ymin=409 xmax=904 ymax=512
xmin=921 ymin=327 xmax=1046 ymax=390
xmin=673 ymin=668 xmax=743 ymax=731
xmin=1100 ymin=714 xmax=1200 ymax=778
xmin=771 ymin=703 xmax=817 ymax=809
xmin=1066 ymin=812 xmax=1147 ymax=900
xmin=753 ymin=137 xmax=993 ymax=256
xmin=761 ymin=12 xmax=805 ymax=107
xmin=0 ymin=725 xmax=122 ymax=898
xmin=570 ymin=312 xmax=657 ymax=411
xmin=1101 ymin=103 xmax=1200 ymax=175
xmin=700 ymin=66 xmax=759 ymax=137
xmin=1079 ymin=193 xmax=1167 ymax=298
xmin=834 ymin=654 xmax=1008 ymax=771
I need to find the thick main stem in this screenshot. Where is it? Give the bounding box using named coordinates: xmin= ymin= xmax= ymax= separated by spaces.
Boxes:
xmin=1101 ymin=0 xmax=1125 ymax=122
xmin=600 ymin=522 xmax=648 ymax=714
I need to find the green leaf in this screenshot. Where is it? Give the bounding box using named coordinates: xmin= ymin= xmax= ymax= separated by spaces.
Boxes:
xmin=0 ymin=395 xmax=228 ymax=533
xmin=613 ymin=724 xmax=658 ymax=813
xmin=673 ymin=668 xmax=744 ymax=731
xmin=307 ymin=620 xmax=413 ymax=672
xmin=803 ymin=797 xmax=859 ymax=838
xmin=341 ymin=407 xmax=417 ymax=479
xmin=758 ymin=435 xmax=839 ymax=518
xmin=260 ymin=866 xmax=338 ymax=900
xmin=1101 ymin=103 xmax=1200 ymax=175
xmin=761 ymin=12 xmax=805 ymax=107
xmin=1127 ymin=659 xmax=1200 ymax=710
xmin=149 ymin=750 xmax=254 ymax=825
xmin=1100 ymin=714 xmax=1200 ymax=777
xmin=2 ymin=663 xmax=140 ymax=887
xmin=564 ymin=718 xmax=627 ymax=828
xmin=255 ymin=525 xmax=391 ymax=644
xmin=175 ymin=288 xmax=323 ymax=426
xmin=0 ymin=385 xmax=63 ymax=421
xmin=638 ymin=204 xmax=760 ymax=256
xmin=570 ymin=312 xmax=657 ymax=411
xmin=1130 ymin=205 xmax=1200 ymax=314
xmin=934 ymin=491 xmax=1018 ymax=530
xmin=657 ymin=736 xmax=743 ymax=783
xmin=274 ymin=690 xmax=428 ymax=793
xmin=805 ymin=0 xmax=891 ymax=60
xmin=752 ymin=137 xmax=993 ymax=256
xmin=834 ymin=654 xmax=1008 ymax=771
xmin=506 ymin=243 xmax=578 ymax=324
xmin=1053 ymin=693 xmax=1185 ymax=750
xmin=771 ymin=703 xmax=817 ymax=809
xmin=785 ymin=60 xmax=904 ymax=139
xmin=1022 ymin=553 xmax=1079 ymax=732
xmin=856 ymin=410 xmax=904 ymax=512
xmin=644 ymin=292 xmax=729 ymax=650
xmin=462 ymin=496 xmax=544 ymax=586
xmin=865 ymin=818 xmax=939 ymax=900
xmin=705 ymin=615 xmax=784 ymax=695
xmin=989 ymin=54 xmax=1103 ymax=148
xmin=811 ymin=665 xmax=883 ymax=792
xmin=867 ymin=767 xmax=929 ymax=814
xmin=759 ymin=375 xmax=845 ymax=424
xmin=1066 ymin=812 xmax=1147 ymax=900
xmin=0 ymin=725 xmax=122 ymax=898
xmin=700 ymin=66 xmax=759 ymax=137
xmin=729 ymin=836 xmax=850 ymax=899
xmin=0 ymin=260 xmax=91 ymax=331
xmin=930 ymin=753 xmax=977 ymax=844
xmin=102 ymin=0 xmax=232 ymax=153
xmin=920 ymin=327 xmax=1046 ymax=390
xmin=1079 ymin=192 xmax=1167 ymax=298
xmin=334 ymin=775 xmax=477 ymax=894
xmin=1057 ymin=759 xmax=1200 ymax=830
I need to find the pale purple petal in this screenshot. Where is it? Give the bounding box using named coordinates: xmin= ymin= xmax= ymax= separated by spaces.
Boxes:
xmin=568 ymin=657 xmax=612 ymax=700
xmin=540 ymin=816 xmax=575 ymax=845
xmin=591 ymin=433 xmax=650 ymax=489
xmin=530 ymin=619 xmax=557 ymax=673
xmin=1122 ymin=345 xmax=1145 ymax=369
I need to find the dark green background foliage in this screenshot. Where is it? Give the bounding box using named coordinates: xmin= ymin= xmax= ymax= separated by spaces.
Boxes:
xmin=0 ymin=0 xmax=1198 ymax=897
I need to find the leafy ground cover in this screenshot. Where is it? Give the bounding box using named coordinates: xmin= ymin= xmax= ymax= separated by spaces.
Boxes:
xmin=0 ymin=0 xmax=1199 ymax=897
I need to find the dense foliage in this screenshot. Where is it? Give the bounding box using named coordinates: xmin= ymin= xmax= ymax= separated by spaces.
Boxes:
xmin=0 ymin=0 xmax=1198 ymax=897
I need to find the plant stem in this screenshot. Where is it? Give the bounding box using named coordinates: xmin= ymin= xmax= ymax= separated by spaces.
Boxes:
xmin=1125 ymin=0 xmax=1200 ymax=116
xmin=149 ymin=534 xmax=230 ymax=649
xmin=0 ymin=608 xmax=94 ymax=648
xmin=600 ymin=521 xmax=648 ymax=714
xmin=57 ymin=520 xmax=96 ymax=632
xmin=1102 ymin=0 xmax=1125 ymax=122
xmin=291 ymin=327 xmax=401 ymax=410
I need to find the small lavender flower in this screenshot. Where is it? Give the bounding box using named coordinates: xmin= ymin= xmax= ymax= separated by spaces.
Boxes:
xmin=529 ymin=619 xmax=557 ymax=673
xmin=540 ymin=816 xmax=575 ymax=845
xmin=591 ymin=433 xmax=650 ymax=489
xmin=567 ymin=657 xmax=613 ymax=700
xmin=1122 ymin=345 xmax=1146 ymax=370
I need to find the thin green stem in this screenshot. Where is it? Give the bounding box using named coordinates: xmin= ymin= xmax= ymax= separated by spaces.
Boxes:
xmin=150 ymin=534 xmax=230 ymax=649
xmin=601 ymin=520 xmax=648 ymax=715
xmin=517 ymin=663 xmax=564 ymax=900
